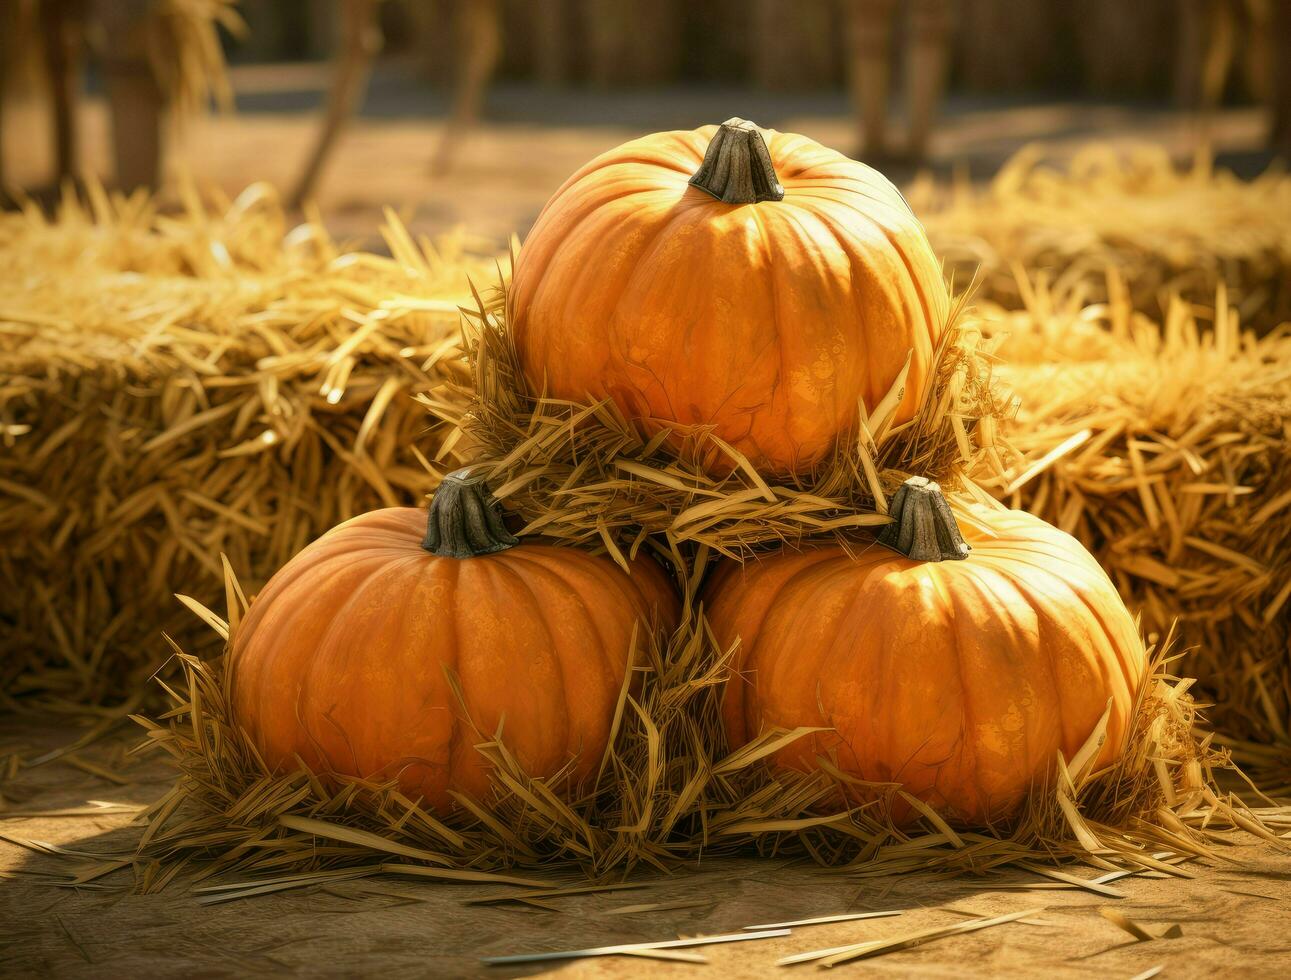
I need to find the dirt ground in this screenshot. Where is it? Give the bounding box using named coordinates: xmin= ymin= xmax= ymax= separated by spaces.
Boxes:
xmin=3 ymin=64 xmax=1274 ymax=246
xmin=3 ymin=717 xmax=1290 ymax=979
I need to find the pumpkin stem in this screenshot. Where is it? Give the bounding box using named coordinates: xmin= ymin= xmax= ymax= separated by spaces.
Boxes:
xmin=422 ymin=467 xmax=519 ymax=558
xmin=689 ymin=117 xmax=785 ymax=205
xmin=877 ymin=476 xmax=971 ymax=562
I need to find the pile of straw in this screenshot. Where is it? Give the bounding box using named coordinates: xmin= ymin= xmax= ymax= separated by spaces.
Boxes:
xmin=129 ymin=563 xmax=1282 ymax=891
xmin=912 ymin=144 xmax=1291 ymax=331
xmin=0 ymin=182 xmax=493 ymax=708
xmin=127 ymin=270 xmax=1283 ymax=891
xmin=420 ymin=281 xmax=1007 ymax=565
xmin=974 ymin=274 xmax=1291 ymax=793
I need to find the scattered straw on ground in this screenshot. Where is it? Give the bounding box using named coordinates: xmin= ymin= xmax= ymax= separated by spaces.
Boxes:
xmin=912 ymin=144 xmax=1291 ymax=331
xmin=0 ymin=181 xmax=494 ymax=709
xmin=972 ymin=273 xmax=1291 ymax=793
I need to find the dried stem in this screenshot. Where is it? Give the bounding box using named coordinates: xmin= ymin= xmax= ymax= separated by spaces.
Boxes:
xmin=877 ymin=476 xmax=970 ymax=561
xmin=689 ymin=118 xmax=785 ymax=205
xmin=422 ymin=467 xmax=518 ymax=558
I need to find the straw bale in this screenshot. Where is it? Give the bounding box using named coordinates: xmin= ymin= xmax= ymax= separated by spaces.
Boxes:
xmin=120 ymin=261 xmax=1282 ymax=892
xmin=912 ymin=144 xmax=1291 ymax=332
xmin=971 ymin=274 xmax=1291 ymax=792
xmin=0 ymin=182 xmax=494 ymax=708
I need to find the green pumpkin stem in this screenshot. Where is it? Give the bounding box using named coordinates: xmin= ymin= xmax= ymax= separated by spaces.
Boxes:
xmin=689 ymin=117 xmax=785 ymax=205
xmin=422 ymin=467 xmax=518 ymax=558
xmin=877 ymin=476 xmax=970 ymax=562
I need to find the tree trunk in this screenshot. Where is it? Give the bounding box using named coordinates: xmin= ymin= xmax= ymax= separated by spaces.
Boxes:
xmin=40 ymin=0 xmax=84 ymax=185
xmin=0 ymin=0 xmax=15 ymax=197
xmin=1271 ymin=0 xmax=1291 ymax=158
xmin=95 ymin=0 xmax=165 ymax=192
xmin=104 ymin=64 xmax=163 ymax=192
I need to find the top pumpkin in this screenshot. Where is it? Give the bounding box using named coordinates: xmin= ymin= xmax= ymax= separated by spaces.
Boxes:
xmin=510 ymin=118 xmax=949 ymax=477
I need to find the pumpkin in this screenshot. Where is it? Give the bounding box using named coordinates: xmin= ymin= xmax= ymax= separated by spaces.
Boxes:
xmin=705 ymin=477 xmax=1147 ymax=823
xmin=509 ymin=117 xmax=949 ymax=477
xmin=229 ymin=468 xmax=680 ymax=811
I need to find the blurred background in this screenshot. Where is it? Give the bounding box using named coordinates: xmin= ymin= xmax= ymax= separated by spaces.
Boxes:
xmin=1 ymin=0 xmax=1288 ymax=244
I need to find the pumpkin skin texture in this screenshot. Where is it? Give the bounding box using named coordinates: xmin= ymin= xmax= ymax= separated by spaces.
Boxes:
xmin=705 ymin=503 xmax=1147 ymax=824
xmin=230 ymin=506 xmax=679 ymax=812
xmin=509 ymin=121 xmax=949 ymax=477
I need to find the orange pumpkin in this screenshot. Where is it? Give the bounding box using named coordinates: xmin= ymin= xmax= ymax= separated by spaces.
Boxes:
xmin=509 ymin=118 xmax=949 ymax=477
xmin=230 ymin=468 xmax=680 ymax=811
xmin=705 ymin=478 xmax=1147 ymax=823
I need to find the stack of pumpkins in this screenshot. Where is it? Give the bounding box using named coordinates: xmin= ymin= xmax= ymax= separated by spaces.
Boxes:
xmin=231 ymin=120 xmax=1147 ymax=827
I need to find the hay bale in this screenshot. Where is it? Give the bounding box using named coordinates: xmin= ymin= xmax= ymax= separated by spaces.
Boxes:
xmin=122 ymin=268 xmax=1281 ymax=890
xmin=912 ymin=144 xmax=1291 ymax=332
xmin=973 ymin=276 xmax=1291 ymax=790
xmin=0 ymin=182 xmax=494 ymax=708
xmin=123 ymin=273 xmax=1280 ymax=883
